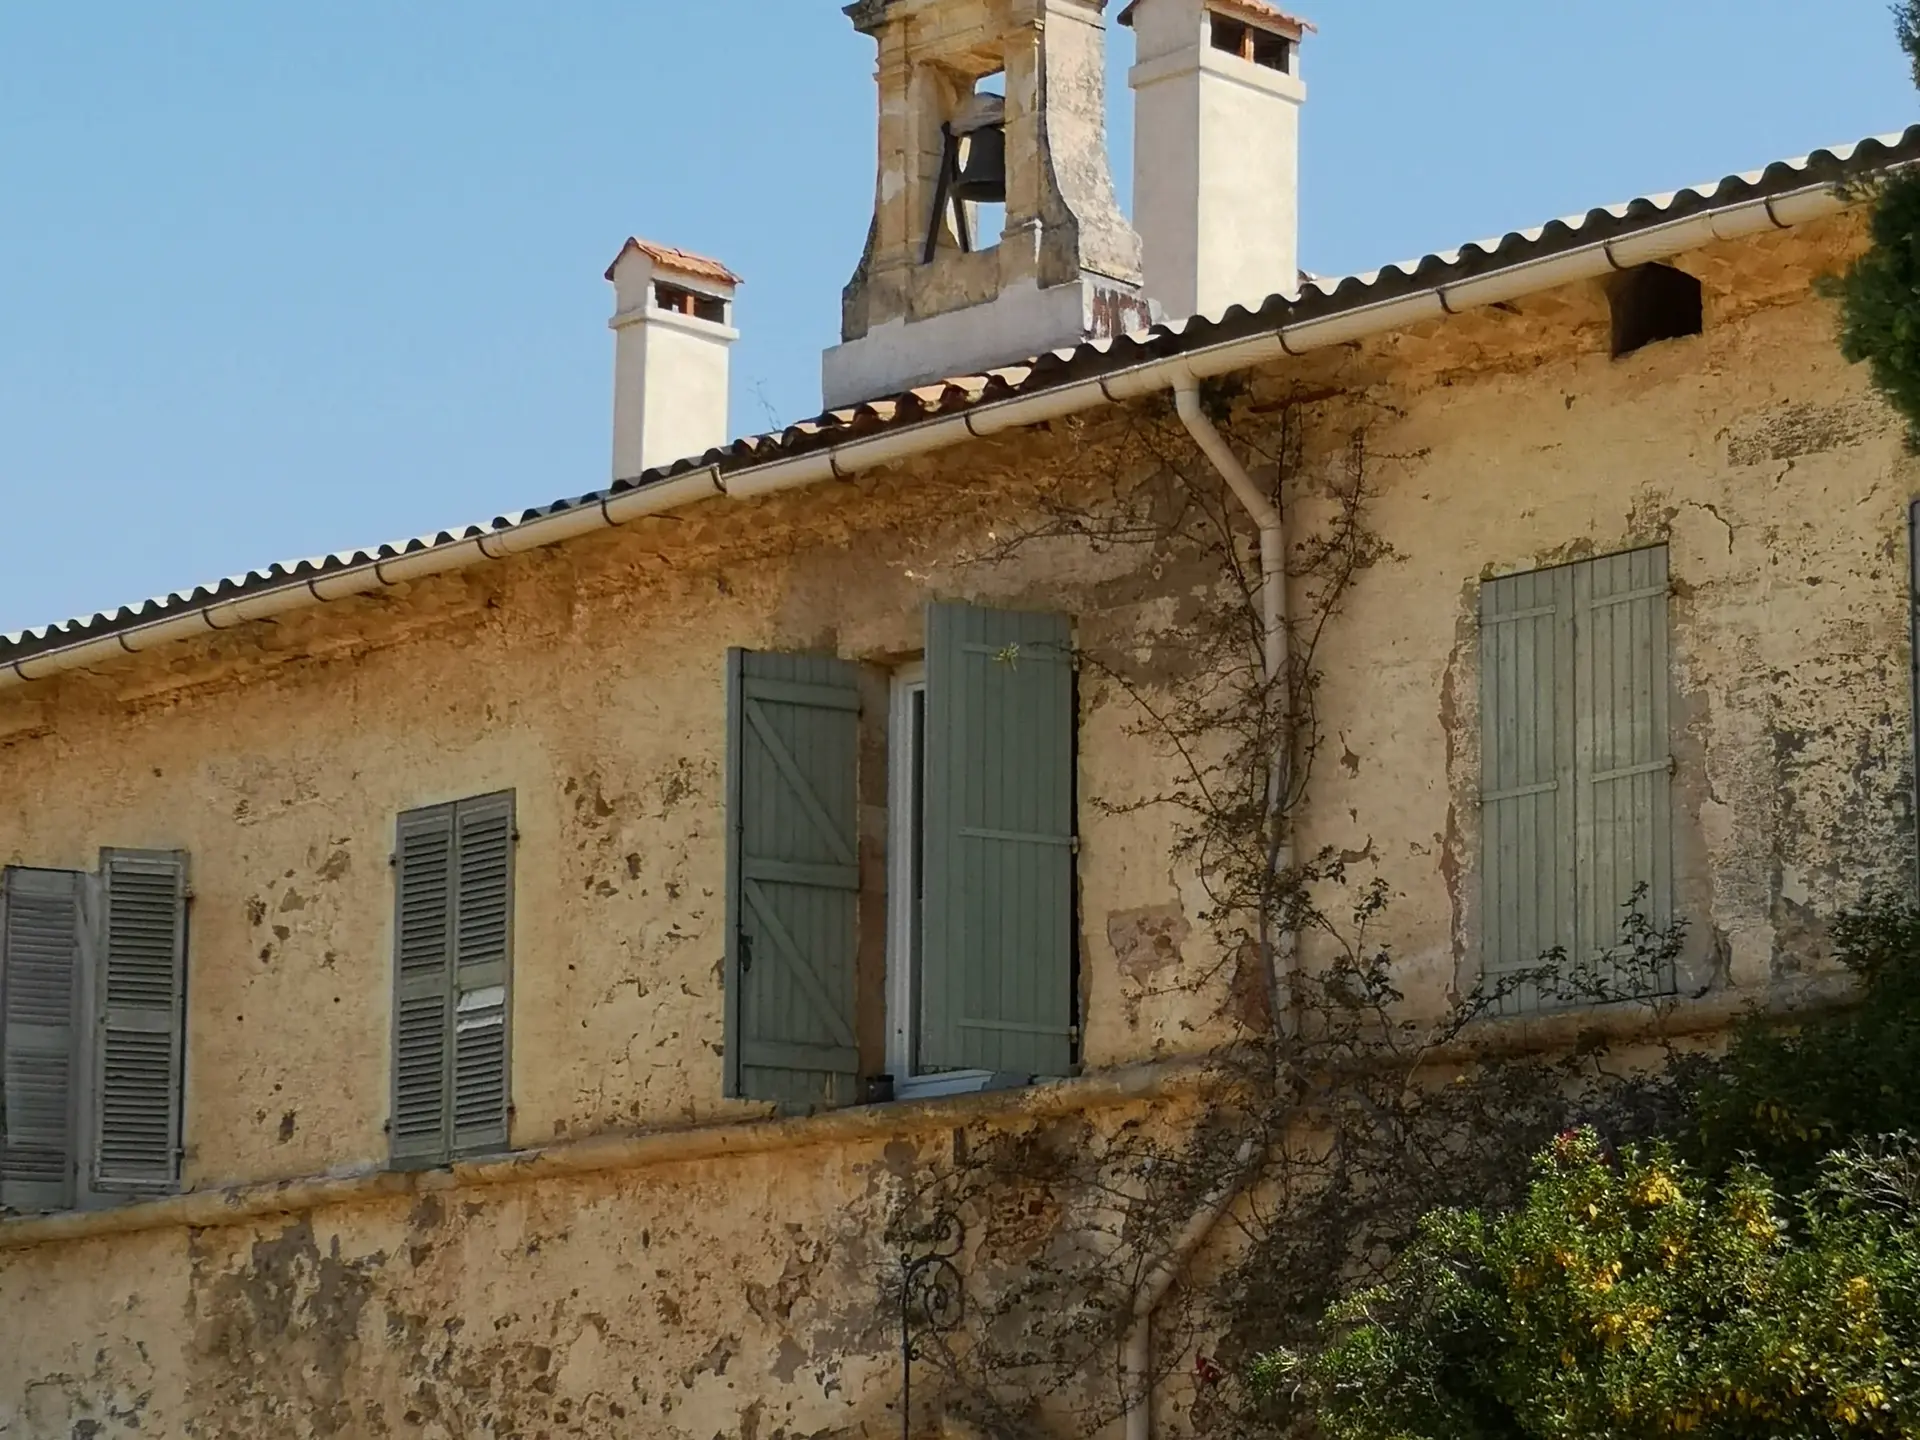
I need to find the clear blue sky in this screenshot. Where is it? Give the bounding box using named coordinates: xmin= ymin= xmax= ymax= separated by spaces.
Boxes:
xmin=1 ymin=2 xmax=1913 ymax=637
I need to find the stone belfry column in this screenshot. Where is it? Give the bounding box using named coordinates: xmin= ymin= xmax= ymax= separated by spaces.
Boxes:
xmin=826 ymin=0 xmax=1150 ymax=409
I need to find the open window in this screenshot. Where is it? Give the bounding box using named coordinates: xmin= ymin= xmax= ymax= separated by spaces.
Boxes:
xmin=725 ymin=604 xmax=1078 ymax=1111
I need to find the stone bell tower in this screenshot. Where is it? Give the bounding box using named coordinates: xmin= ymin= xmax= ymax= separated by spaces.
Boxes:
xmin=824 ymin=0 xmax=1151 ymax=408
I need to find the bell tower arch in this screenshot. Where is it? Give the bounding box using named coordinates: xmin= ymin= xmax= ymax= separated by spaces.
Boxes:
xmin=825 ymin=0 xmax=1150 ymax=408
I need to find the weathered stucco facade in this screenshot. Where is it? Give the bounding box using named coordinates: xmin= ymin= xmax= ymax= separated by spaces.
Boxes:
xmin=1 ymin=210 xmax=1914 ymax=1438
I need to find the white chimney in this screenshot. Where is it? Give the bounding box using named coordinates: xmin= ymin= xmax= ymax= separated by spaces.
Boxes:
xmin=606 ymin=239 xmax=740 ymax=481
xmin=1124 ymin=0 xmax=1310 ymax=321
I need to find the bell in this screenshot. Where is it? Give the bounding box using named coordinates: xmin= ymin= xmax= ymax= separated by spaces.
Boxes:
xmin=951 ymin=122 xmax=1007 ymax=206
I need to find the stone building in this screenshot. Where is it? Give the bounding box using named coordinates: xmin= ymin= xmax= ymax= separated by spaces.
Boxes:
xmin=2 ymin=0 xmax=1917 ymax=1436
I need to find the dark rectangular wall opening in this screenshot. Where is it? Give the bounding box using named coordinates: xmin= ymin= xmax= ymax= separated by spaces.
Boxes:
xmin=1609 ymin=263 xmax=1703 ymax=358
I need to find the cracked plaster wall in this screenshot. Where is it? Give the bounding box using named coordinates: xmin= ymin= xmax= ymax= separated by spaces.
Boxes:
xmin=0 ymin=211 xmax=1913 ymax=1437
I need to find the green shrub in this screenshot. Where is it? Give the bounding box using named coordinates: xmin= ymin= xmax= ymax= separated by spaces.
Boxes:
xmin=1687 ymin=900 xmax=1920 ymax=1195
xmin=1259 ymin=1131 xmax=1920 ymax=1440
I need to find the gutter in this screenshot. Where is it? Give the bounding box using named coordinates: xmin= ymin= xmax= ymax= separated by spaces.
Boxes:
xmin=0 ymin=178 xmax=1846 ymax=694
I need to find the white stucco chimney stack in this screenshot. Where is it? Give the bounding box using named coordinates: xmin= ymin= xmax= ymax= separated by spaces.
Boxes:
xmin=1123 ymin=0 xmax=1311 ymax=322
xmin=606 ymin=239 xmax=741 ymax=481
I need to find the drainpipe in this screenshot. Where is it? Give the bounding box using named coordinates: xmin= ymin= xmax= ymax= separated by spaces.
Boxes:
xmin=1121 ymin=1138 xmax=1258 ymax=1440
xmin=1170 ymin=375 xmax=1295 ymax=1038
xmin=1110 ymin=383 xmax=1289 ymax=1440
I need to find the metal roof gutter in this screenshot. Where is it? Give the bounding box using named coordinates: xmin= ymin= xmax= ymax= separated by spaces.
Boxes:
xmin=0 ymin=178 xmax=1849 ymax=694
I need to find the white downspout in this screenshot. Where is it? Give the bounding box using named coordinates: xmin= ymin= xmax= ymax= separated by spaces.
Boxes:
xmin=1113 ymin=382 xmax=1290 ymax=1440
xmin=1170 ymin=375 xmax=1296 ymax=1036
xmin=1121 ymin=1139 xmax=1259 ymax=1440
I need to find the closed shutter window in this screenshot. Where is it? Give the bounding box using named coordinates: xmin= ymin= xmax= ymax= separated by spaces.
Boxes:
xmin=391 ymin=793 xmax=514 ymax=1167
xmin=920 ymin=603 xmax=1077 ymax=1078
xmin=1480 ymin=548 xmax=1674 ymax=1011
xmin=94 ymin=850 xmax=189 ymax=1193
xmin=725 ymin=651 xmax=863 ymax=1110
xmin=0 ymin=868 xmax=87 ymax=1213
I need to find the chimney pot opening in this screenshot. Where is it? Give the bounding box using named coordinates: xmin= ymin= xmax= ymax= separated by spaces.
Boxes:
xmin=1208 ymin=13 xmax=1293 ymax=72
xmin=654 ymin=281 xmax=728 ymax=326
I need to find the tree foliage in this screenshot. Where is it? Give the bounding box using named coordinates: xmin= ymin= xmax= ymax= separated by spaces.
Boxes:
xmin=1258 ymin=899 xmax=1920 ymax=1439
xmin=1260 ymin=1131 xmax=1920 ymax=1440
xmin=1686 ymin=901 xmax=1920 ymax=1195
xmin=1826 ymin=6 xmax=1920 ymax=446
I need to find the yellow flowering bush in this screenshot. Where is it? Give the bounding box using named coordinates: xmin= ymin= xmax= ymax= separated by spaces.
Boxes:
xmin=1254 ymin=1131 xmax=1920 ymax=1440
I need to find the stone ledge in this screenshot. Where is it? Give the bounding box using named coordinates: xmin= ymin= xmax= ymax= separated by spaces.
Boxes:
xmin=0 ymin=976 xmax=1860 ymax=1255
xmin=0 ymin=1055 xmax=1219 ymax=1254
xmin=1441 ymin=971 xmax=1859 ymax=1065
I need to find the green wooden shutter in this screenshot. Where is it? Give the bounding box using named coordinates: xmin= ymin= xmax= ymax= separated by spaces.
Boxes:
xmin=921 ymin=603 xmax=1076 ymax=1078
xmin=451 ymin=792 xmax=513 ymax=1157
xmin=0 ymin=868 xmax=86 ymax=1213
xmin=1573 ymin=548 xmax=1674 ymax=995
xmin=392 ymin=804 xmax=455 ymax=1167
xmin=725 ymin=650 xmax=862 ymax=1109
xmin=1479 ymin=566 xmax=1577 ymax=1014
xmin=94 ymin=850 xmax=187 ymax=1193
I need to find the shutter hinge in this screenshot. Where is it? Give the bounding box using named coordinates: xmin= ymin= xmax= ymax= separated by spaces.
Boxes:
xmin=388 ymin=853 xmax=397 ymax=868
xmin=1070 ymin=836 xmax=1082 ymax=855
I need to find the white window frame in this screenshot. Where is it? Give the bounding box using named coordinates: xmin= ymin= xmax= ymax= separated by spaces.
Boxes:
xmin=885 ymin=663 xmax=995 ymax=1101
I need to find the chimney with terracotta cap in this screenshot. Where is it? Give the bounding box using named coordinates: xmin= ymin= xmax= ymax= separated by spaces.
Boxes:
xmin=1124 ymin=0 xmax=1311 ymax=321
xmin=605 ymin=239 xmax=740 ymax=480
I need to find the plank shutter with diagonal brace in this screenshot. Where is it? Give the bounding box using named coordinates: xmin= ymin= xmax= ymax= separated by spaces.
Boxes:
xmin=0 ymin=867 xmax=87 ymax=1213
xmin=725 ymin=650 xmax=863 ymax=1109
xmin=921 ymin=603 xmax=1077 ymax=1078
xmin=94 ymin=849 xmax=188 ymax=1193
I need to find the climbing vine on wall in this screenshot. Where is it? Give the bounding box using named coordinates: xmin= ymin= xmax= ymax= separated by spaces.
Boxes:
xmin=883 ymin=381 xmax=1695 ymax=1439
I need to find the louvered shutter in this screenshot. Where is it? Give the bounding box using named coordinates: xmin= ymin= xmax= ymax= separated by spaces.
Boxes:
xmin=921 ymin=603 xmax=1077 ymax=1078
xmin=1572 ymin=548 xmax=1674 ymax=996
xmin=725 ymin=650 xmax=863 ymax=1109
xmin=1479 ymin=566 xmax=1577 ymax=1015
xmin=0 ymin=868 xmax=86 ymax=1212
xmin=93 ymin=850 xmax=187 ymax=1193
xmin=392 ymin=805 xmax=456 ymax=1166
xmin=451 ymin=793 xmax=513 ymax=1157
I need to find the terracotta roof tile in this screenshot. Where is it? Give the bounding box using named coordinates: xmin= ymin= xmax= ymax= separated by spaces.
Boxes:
xmin=1119 ymin=0 xmax=1316 ymax=33
xmin=603 ymin=238 xmax=743 ymax=286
